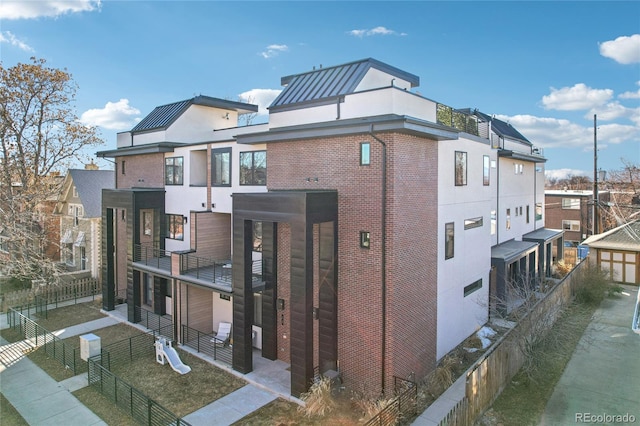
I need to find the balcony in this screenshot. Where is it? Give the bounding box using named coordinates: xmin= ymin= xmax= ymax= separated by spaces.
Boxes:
xmin=180 ymin=252 xmax=263 ymax=290
xmin=133 ymin=244 xmax=172 ymax=272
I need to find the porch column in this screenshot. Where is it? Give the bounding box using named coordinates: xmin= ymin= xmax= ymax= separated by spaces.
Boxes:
xmin=232 ymin=219 xmax=254 ymax=374
xmin=290 ymin=219 xmax=314 ymax=397
xmin=318 ymin=221 xmax=338 ymax=373
xmin=261 ymin=222 xmax=278 ymax=361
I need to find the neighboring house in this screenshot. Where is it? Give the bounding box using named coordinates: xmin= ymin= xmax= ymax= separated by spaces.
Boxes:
xmin=55 ymin=166 xmax=115 ymax=279
xmin=581 ymin=220 xmax=640 ymax=285
xmin=545 ymin=189 xmax=611 ymax=245
xmin=98 ymin=58 xmax=563 ymax=397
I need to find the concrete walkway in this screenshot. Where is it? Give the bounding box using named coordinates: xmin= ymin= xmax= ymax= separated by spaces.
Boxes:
xmin=541 ymin=285 xmax=640 ymax=424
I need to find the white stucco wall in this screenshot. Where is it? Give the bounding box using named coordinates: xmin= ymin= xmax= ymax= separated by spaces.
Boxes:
xmin=436 ymin=136 xmax=494 ymax=359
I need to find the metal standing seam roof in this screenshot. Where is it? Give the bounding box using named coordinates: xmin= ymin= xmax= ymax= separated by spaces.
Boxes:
xmin=130 ymin=95 xmax=259 ymax=133
xmin=474 ymin=110 xmax=530 ymax=144
xmin=270 ymin=58 xmax=420 ymax=109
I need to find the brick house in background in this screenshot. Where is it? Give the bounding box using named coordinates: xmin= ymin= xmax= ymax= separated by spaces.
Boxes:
xmin=55 ymin=165 xmax=114 ymax=279
xmin=98 ymin=58 xmax=563 ymax=397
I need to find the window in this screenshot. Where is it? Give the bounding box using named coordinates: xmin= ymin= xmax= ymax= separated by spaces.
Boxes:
xmin=360 ymin=231 xmax=370 ymax=249
xmin=64 ymin=243 xmax=74 ymax=265
xmin=455 ymin=151 xmax=467 ymax=186
xmin=72 ymin=186 xmax=78 ymax=198
xmin=166 ymin=214 xmax=184 ymax=240
xmin=240 ymin=151 xmax=266 ymax=185
xmin=143 ymin=211 xmax=152 ymax=236
xmin=212 ymin=148 xmax=231 ymax=186
xmin=253 ymin=221 xmax=263 ymax=252
xmin=562 ymin=220 xmax=580 ymax=232
xmin=69 ymin=205 xmax=82 ymax=226
xmin=506 ymin=208 xmax=511 ymax=230
xmin=143 ymin=274 xmax=153 ymax=306
xmin=490 ymin=210 xmax=497 ymax=235
xmin=535 ymin=202 xmax=543 ymax=221
xmin=514 ymin=163 xmax=524 ymax=174
xmin=464 ymin=279 xmax=483 ymax=297
xmin=526 ymin=205 xmax=530 ymax=224
xmin=360 ymin=142 xmax=371 ymax=165
xmin=165 ymin=157 xmax=184 ymax=185
xmin=464 ymin=217 xmax=483 ymax=230
xmin=121 ymin=160 xmax=126 ymax=175
xmin=562 ymin=198 xmax=580 ymax=209
xmin=254 ymin=293 xmax=263 ymax=327
xmin=483 ymin=155 xmax=490 ymax=186
xmin=445 ymin=222 xmax=454 ymax=259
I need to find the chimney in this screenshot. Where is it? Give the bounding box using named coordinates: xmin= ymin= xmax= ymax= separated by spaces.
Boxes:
xmin=85 ymin=161 xmax=99 ymax=170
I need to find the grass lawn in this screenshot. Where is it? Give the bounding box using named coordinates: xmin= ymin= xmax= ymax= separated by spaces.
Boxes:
xmin=479 ymin=302 xmax=597 ymax=425
xmin=30 ymin=300 xmax=105 ymax=332
xmin=73 ymin=387 xmax=139 ymax=426
xmin=0 ymin=393 xmax=29 ymax=426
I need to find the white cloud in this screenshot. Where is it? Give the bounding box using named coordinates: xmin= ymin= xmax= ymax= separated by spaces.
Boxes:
xmin=587 ymin=101 xmax=632 ymax=121
xmin=545 ymin=168 xmax=588 ymax=181
xmin=599 ymin=34 xmax=640 ymax=64
xmin=619 ymin=81 xmax=640 ymax=99
xmin=347 ymin=26 xmax=407 ymax=37
xmin=541 ymin=83 xmax=613 ymax=111
xmin=238 ymin=89 xmax=281 ymax=115
xmin=260 ymin=44 xmax=288 ymax=59
xmin=0 ymin=0 xmax=101 ymax=20
xmin=0 ymin=31 xmax=34 ymax=52
xmin=80 ymin=99 xmax=141 ymax=130
xmin=496 ymin=114 xmax=639 ymax=151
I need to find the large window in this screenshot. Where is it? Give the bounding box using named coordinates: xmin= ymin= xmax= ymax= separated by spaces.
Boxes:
xmin=455 ymin=151 xmax=467 ymax=186
xmin=166 ymin=214 xmax=184 ymax=240
xmin=240 ymin=151 xmax=266 ymax=185
xmin=165 ymin=157 xmax=183 ymax=185
xmin=212 ymin=148 xmax=231 ymax=186
xmin=562 ymin=198 xmax=580 ymax=209
xmin=445 ymin=222 xmax=454 ymax=259
xmin=143 ymin=274 xmax=153 ymax=306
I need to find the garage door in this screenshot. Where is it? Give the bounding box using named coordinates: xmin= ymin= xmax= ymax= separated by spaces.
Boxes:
xmin=599 ymin=250 xmax=638 ymax=284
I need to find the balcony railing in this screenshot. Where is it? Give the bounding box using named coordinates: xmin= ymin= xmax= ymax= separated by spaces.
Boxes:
xmin=133 ymin=244 xmax=171 ymax=272
xmin=180 ymin=253 xmax=262 ymax=287
xmin=436 ymin=103 xmax=479 ymax=137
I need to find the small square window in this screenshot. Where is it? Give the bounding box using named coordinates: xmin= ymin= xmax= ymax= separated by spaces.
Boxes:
xmin=360 ymin=231 xmax=370 ymax=249
xmin=360 ymin=142 xmax=371 ymax=166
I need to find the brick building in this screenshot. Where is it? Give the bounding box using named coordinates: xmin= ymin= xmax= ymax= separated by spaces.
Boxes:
xmin=98 ymin=58 xmax=563 ymax=397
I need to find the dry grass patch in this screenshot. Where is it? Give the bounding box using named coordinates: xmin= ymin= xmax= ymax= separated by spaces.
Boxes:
xmin=31 ymin=300 xmax=105 ymax=332
xmin=0 ymin=393 xmax=28 ymax=426
xmin=108 ymin=349 xmax=246 ymax=417
xmin=73 ymin=387 xmax=139 ymax=426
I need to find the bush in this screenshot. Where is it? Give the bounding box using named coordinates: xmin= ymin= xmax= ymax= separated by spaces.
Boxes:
xmin=574 ymin=263 xmax=610 ymax=306
xmin=299 ymin=377 xmax=336 ymax=417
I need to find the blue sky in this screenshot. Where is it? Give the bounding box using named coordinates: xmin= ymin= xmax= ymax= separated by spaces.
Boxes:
xmin=1 ymin=1 xmax=638 ymax=180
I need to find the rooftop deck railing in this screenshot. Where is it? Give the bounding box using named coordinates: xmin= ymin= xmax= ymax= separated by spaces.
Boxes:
xmin=436 ymin=103 xmax=479 ymax=137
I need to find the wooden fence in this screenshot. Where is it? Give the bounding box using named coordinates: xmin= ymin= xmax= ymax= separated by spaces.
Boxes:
xmin=439 ymin=259 xmax=587 ymax=425
xmin=0 ymin=277 xmax=99 ymax=312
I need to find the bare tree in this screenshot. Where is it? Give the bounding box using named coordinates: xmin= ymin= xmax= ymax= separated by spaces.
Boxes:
xmin=0 ymin=57 xmax=103 ymax=284
xmin=601 ymin=159 xmax=640 ymax=226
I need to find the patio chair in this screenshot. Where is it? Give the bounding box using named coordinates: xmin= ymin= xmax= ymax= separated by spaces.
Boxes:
xmin=211 ymin=321 xmax=231 ymax=346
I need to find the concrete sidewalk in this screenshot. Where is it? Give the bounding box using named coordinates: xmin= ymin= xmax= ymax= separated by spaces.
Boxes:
xmin=541 ymin=285 xmax=640 ymax=424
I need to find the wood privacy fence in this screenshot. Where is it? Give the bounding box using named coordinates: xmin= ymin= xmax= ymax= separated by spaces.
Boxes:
xmin=439 ymin=259 xmax=588 ymax=425
xmin=0 ymin=277 xmax=99 ymax=312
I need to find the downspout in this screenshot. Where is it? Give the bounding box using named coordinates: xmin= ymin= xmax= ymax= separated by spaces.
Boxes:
xmin=369 ymin=125 xmax=387 ymax=395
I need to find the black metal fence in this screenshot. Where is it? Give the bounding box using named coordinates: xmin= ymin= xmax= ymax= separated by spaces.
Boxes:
xmin=5 ymin=308 xmax=81 ymax=374
xmin=134 ymin=306 xmax=173 ymax=337
xmin=181 ymin=324 xmax=232 ymax=366
xmin=364 ymin=376 xmax=418 ymax=426
xmin=88 ymin=355 xmax=191 ymax=426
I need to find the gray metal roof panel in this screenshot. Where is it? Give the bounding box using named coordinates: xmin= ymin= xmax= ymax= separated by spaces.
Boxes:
xmin=68 ymin=169 xmax=115 ymax=217
xmin=271 ymin=58 xmax=419 ymax=109
xmin=582 ymin=220 xmax=640 ymax=251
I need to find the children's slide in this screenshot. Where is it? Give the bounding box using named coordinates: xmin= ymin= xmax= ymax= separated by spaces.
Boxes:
xmin=155 ymin=338 xmax=191 ymax=374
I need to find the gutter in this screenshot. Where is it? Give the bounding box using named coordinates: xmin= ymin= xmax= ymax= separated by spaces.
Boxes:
xmin=369 ymin=125 xmax=388 ymax=395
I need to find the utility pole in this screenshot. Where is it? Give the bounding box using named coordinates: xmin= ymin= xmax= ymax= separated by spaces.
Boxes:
xmin=593 ymin=114 xmax=599 ymax=235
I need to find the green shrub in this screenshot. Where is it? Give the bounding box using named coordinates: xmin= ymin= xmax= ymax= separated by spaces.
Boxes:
xmin=575 ymin=264 xmax=610 ymax=306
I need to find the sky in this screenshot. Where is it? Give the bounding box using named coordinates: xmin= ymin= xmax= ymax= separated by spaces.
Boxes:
xmin=1 ymin=0 xmax=639 ymax=181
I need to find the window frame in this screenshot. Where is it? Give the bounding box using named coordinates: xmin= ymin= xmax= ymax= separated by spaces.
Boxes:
xmin=212 ymin=147 xmax=232 ymax=187
xmin=360 ymin=231 xmax=371 ymax=249
xmin=562 ymin=220 xmax=581 ymax=232
xmin=445 ymin=222 xmax=454 ymax=259
xmin=165 ymin=156 xmax=184 ymax=186
xmin=482 ymin=155 xmax=490 ymax=186
xmin=239 ymin=150 xmax=267 ymax=186
xmin=561 ymin=198 xmax=580 ymax=210
xmin=464 ymin=279 xmax=483 ymax=297
xmin=454 ymin=151 xmax=467 ymax=186
xmin=464 ymin=217 xmax=483 ymax=230
xmin=166 ymin=214 xmax=184 ymax=241
xmin=360 ymin=142 xmax=371 ymax=166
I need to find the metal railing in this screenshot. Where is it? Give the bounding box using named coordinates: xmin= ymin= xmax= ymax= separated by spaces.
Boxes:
xmin=436 ymin=104 xmax=479 ymax=136
xmin=5 ymin=308 xmax=81 ymax=374
xmin=181 ymin=324 xmax=232 ymax=366
xmin=133 ymin=244 xmax=171 ymax=271
xmin=134 ymin=306 xmax=173 ymax=338
xmin=180 ymin=253 xmax=220 ymax=283
xmin=364 ymin=376 xmax=418 ymax=426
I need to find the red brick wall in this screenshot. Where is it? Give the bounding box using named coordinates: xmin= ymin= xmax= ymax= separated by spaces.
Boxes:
xmin=116 ymin=154 xmax=165 ymax=189
xmin=267 ymin=131 xmax=438 ymax=393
